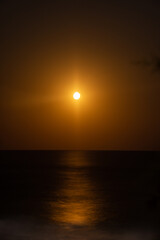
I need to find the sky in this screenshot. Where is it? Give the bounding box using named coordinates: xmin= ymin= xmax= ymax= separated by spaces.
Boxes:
xmin=0 ymin=0 xmax=160 ymax=150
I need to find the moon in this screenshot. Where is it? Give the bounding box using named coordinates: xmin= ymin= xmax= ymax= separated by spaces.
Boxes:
xmin=73 ymin=92 xmax=80 ymax=100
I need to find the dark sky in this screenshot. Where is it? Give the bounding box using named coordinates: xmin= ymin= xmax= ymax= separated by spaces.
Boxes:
xmin=0 ymin=0 xmax=160 ymax=150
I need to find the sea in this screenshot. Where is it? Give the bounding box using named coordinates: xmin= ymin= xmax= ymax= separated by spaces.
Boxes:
xmin=0 ymin=151 xmax=160 ymax=240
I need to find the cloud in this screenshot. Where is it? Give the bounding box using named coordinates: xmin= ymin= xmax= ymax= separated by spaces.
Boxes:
xmin=132 ymin=56 xmax=160 ymax=73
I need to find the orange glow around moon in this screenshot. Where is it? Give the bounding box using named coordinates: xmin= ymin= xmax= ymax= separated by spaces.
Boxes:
xmin=73 ymin=92 xmax=80 ymax=100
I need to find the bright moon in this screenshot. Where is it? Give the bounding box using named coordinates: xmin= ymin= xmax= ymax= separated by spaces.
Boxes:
xmin=73 ymin=92 xmax=80 ymax=100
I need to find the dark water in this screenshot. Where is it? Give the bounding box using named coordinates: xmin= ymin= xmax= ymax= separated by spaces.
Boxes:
xmin=0 ymin=151 xmax=160 ymax=240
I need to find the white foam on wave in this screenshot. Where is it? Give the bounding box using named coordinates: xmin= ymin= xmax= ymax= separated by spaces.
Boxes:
xmin=0 ymin=217 xmax=159 ymax=240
